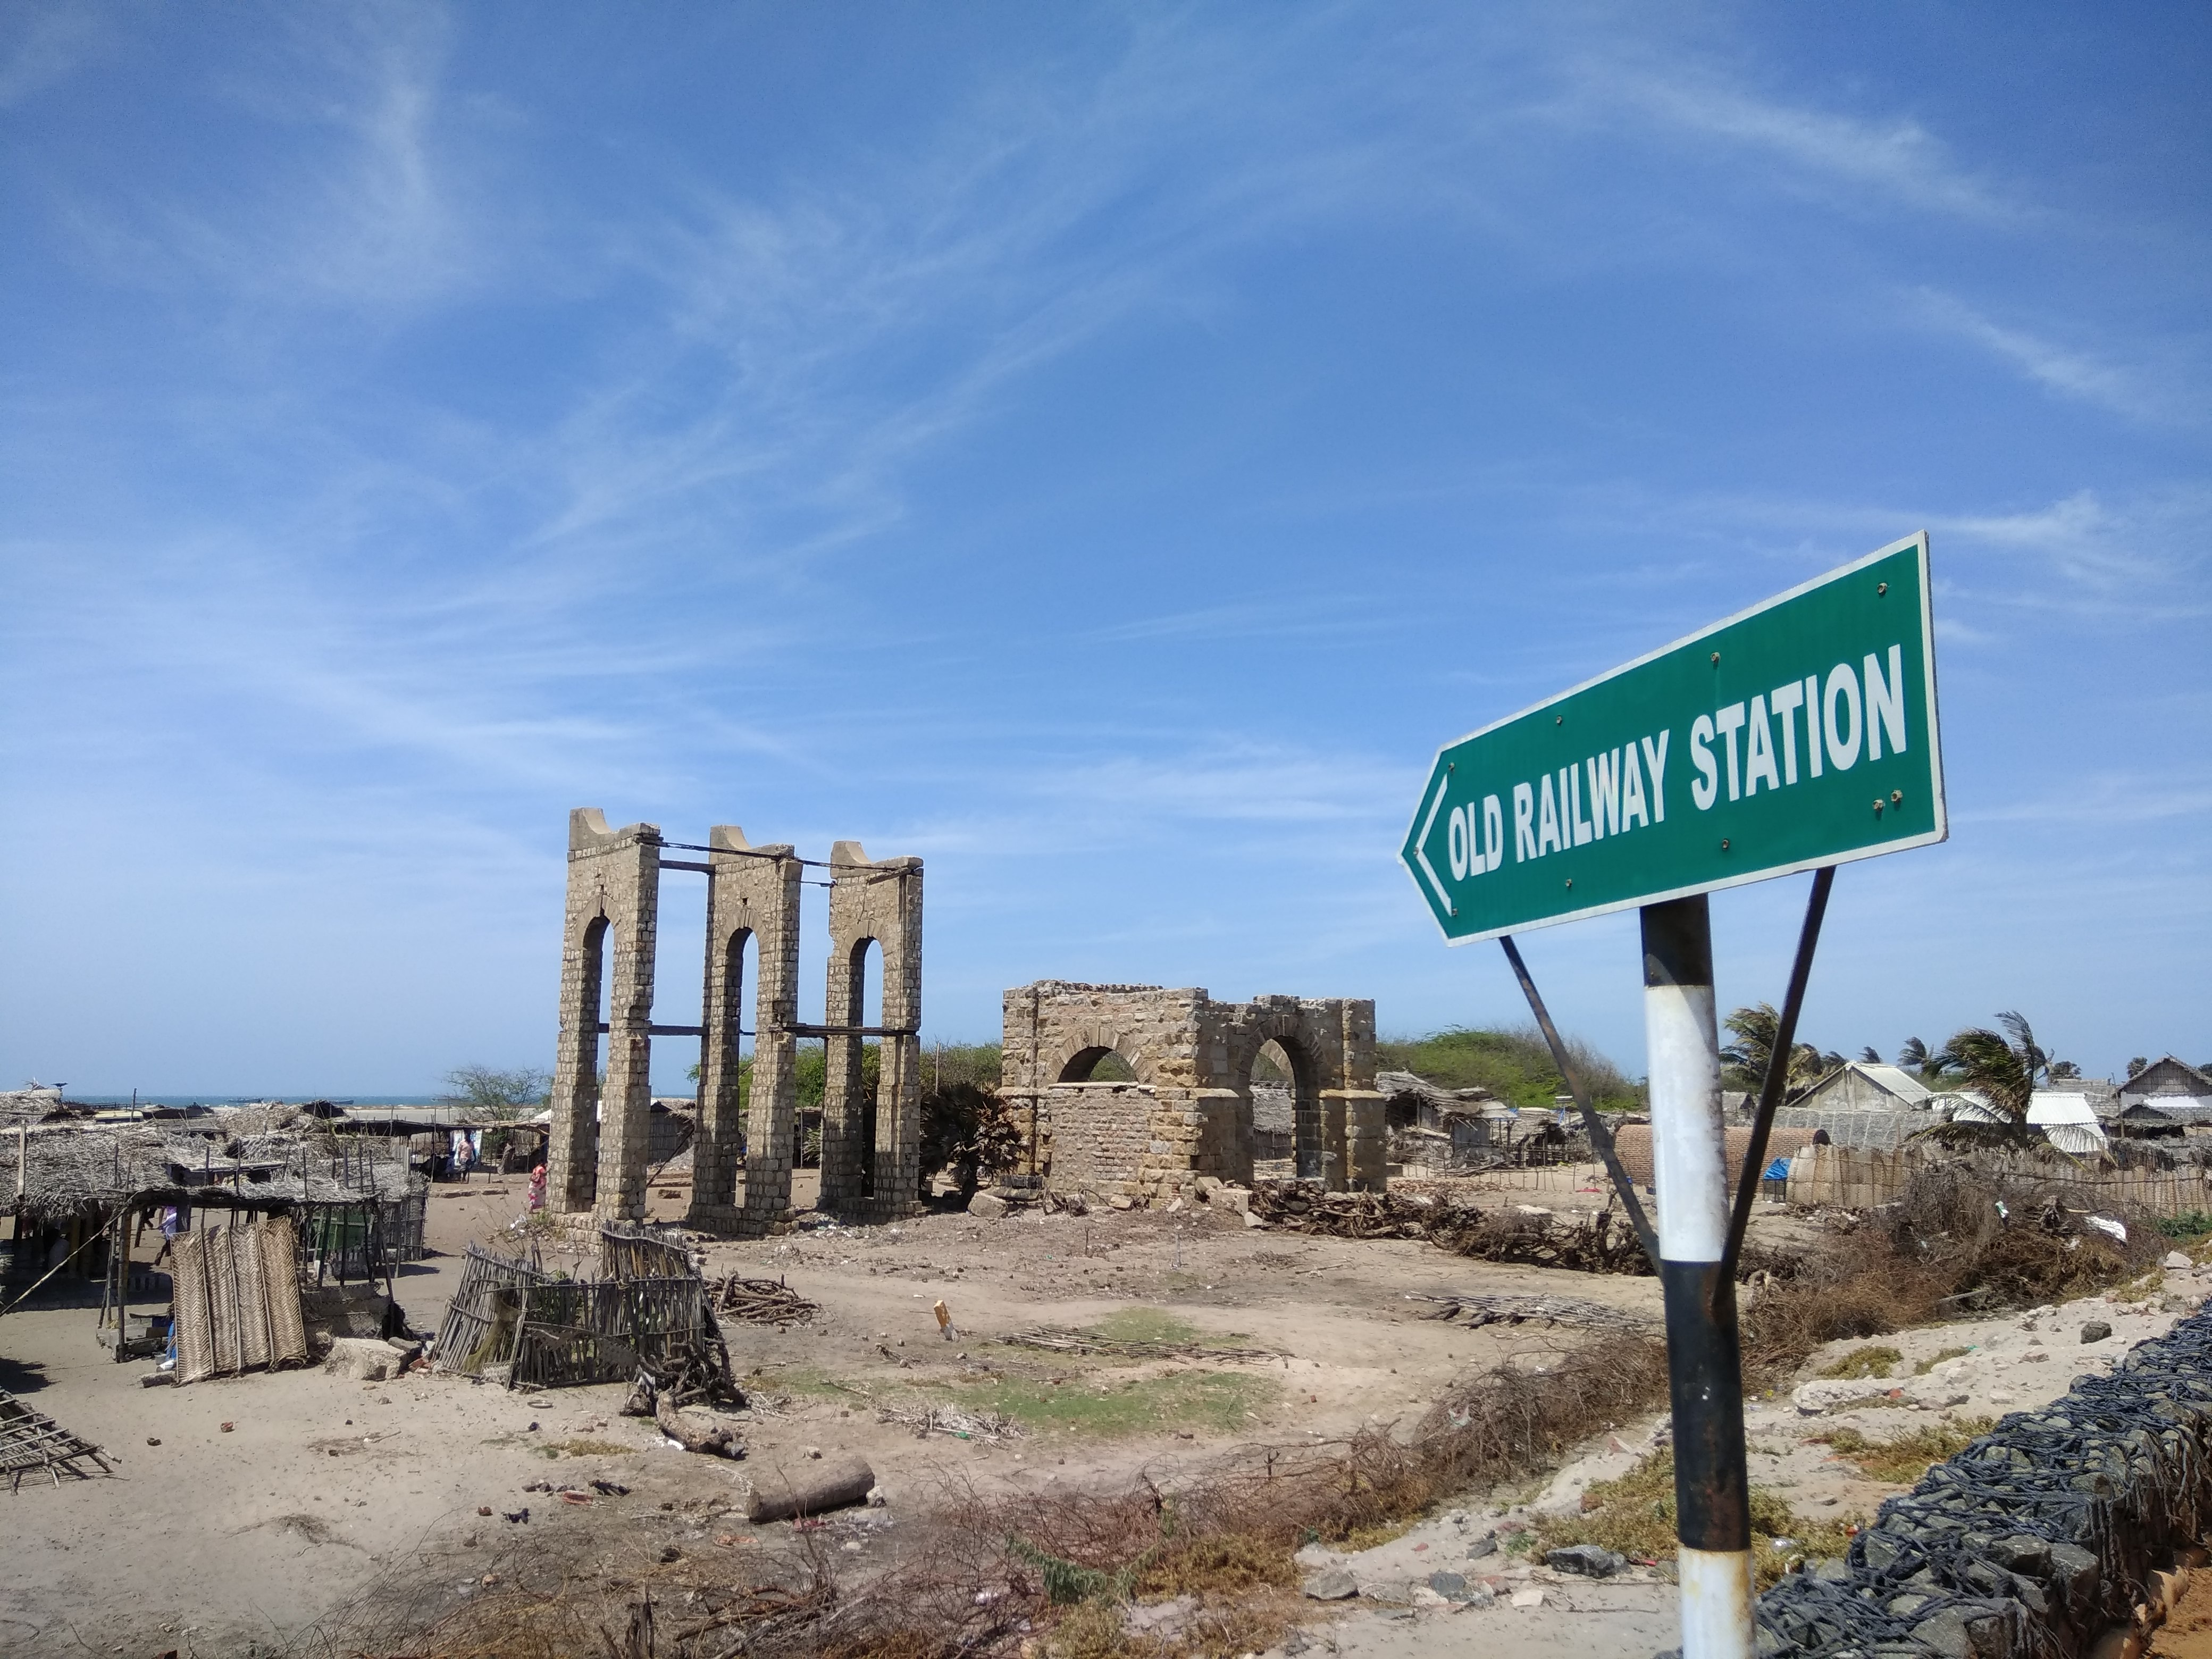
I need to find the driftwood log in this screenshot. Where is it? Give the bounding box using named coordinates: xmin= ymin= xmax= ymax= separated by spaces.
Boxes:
xmin=740 ymin=1454 xmax=875 ymax=1523
xmin=653 ymin=1390 xmax=743 ymax=1459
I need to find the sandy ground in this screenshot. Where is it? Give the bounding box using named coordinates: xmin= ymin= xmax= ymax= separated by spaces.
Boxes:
xmin=1 ymin=1179 xmax=2201 ymax=1659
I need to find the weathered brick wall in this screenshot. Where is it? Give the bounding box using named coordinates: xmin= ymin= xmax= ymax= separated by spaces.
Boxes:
xmin=1040 ymin=1083 xmax=1155 ymax=1198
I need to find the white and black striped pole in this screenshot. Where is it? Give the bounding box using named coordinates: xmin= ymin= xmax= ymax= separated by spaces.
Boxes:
xmin=1643 ymin=893 xmax=1753 ymax=1658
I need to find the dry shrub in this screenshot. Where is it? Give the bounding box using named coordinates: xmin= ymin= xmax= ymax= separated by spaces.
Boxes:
xmin=1885 ymin=1163 xmax=2160 ymax=1304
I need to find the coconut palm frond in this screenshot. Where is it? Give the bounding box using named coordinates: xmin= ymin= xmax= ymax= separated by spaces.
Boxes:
xmin=1721 ymin=1003 xmax=1781 ymax=1077
xmin=1996 ymin=1010 xmax=2050 ymax=1087
xmin=1943 ymin=1026 xmax=2033 ymax=1120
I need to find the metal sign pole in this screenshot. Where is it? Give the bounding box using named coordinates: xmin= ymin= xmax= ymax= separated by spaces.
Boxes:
xmin=1642 ymin=893 xmax=1752 ymax=1658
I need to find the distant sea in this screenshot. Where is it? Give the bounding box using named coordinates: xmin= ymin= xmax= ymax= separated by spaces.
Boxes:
xmin=62 ymin=1094 xmax=453 ymax=1109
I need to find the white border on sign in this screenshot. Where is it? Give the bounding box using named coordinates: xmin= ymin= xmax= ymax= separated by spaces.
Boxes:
xmin=1400 ymin=531 xmax=1947 ymax=944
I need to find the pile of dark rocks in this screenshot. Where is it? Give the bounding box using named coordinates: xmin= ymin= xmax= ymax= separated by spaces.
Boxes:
xmin=1749 ymin=1304 xmax=2212 ymax=1657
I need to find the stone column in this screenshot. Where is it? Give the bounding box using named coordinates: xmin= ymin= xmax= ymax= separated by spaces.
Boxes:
xmin=819 ymin=936 xmax=866 ymax=1213
xmin=1334 ymin=1090 xmax=1390 ymax=1191
xmin=548 ymin=810 xmax=660 ymax=1215
xmin=872 ymin=858 xmax=923 ymax=1219
xmin=821 ymin=842 xmax=923 ymax=1221
xmin=690 ymin=825 xmax=799 ymax=1236
xmin=592 ymin=832 xmax=661 ymax=1225
xmin=1319 ymin=1091 xmax=1347 ymax=1190
xmin=741 ymin=848 xmax=801 ymax=1235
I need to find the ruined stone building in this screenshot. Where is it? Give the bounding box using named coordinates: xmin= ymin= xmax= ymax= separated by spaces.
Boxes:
xmin=997 ymin=982 xmax=1386 ymax=1203
xmin=546 ymin=809 xmax=921 ymax=1230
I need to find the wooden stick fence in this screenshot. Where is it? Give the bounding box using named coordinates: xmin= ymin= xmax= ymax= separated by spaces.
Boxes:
xmin=1786 ymin=1143 xmax=2212 ymax=1217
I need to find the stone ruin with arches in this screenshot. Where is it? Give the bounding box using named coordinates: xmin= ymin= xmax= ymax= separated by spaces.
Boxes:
xmin=545 ymin=808 xmax=922 ymax=1233
xmin=997 ymin=981 xmax=1387 ymax=1205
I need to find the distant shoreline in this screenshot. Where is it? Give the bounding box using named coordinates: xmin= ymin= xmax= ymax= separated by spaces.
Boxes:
xmin=59 ymin=1094 xmax=456 ymax=1109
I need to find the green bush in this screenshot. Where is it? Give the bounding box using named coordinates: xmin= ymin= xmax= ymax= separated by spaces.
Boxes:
xmin=1374 ymin=1025 xmax=1641 ymax=1110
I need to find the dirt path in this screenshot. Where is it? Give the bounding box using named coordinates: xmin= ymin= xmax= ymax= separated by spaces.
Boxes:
xmin=0 ymin=1193 xmax=1657 ymax=1655
xmin=7 ymin=1185 xmax=2185 ymax=1657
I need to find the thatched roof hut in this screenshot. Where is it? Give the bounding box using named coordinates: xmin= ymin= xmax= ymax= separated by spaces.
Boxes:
xmin=7 ymin=1117 xmax=415 ymax=1228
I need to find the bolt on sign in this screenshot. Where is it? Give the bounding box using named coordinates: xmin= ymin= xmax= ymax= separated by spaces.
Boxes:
xmin=1403 ymin=533 xmax=1945 ymax=941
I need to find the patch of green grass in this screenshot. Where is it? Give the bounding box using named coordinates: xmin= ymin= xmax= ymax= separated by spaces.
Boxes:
xmin=1091 ymin=1306 xmax=1202 ymax=1346
xmin=1809 ymin=1417 xmax=1994 ymax=1485
xmin=951 ymin=1369 xmax=1277 ymax=1439
xmin=1913 ymin=1346 xmax=1972 ymax=1376
xmin=1815 ymin=1344 xmax=1903 ymax=1381
xmin=1073 ymin=1305 xmax=1259 ymax=1354
xmin=1535 ymin=1451 xmax=1863 ymax=1589
xmin=2155 ymin=1211 xmax=2212 ymax=1241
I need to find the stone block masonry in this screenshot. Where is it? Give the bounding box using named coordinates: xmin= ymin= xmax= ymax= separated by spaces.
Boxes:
xmin=1000 ymin=982 xmax=1386 ymax=1203
xmin=546 ymin=808 xmax=923 ymax=1232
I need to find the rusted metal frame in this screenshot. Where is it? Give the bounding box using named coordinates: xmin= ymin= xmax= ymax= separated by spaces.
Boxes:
xmin=1715 ymin=865 xmax=1835 ymax=1301
xmin=1497 ymin=935 xmax=1662 ymax=1269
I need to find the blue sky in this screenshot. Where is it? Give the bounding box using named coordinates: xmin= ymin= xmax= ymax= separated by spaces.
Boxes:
xmin=3 ymin=3 xmax=2207 ymax=1096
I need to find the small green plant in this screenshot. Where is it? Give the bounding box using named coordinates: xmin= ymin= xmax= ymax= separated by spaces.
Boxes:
xmin=1809 ymin=1417 xmax=1995 ymax=1485
xmin=1534 ymin=1451 xmax=1863 ymax=1588
xmin=1815 ymin=1344 xmax=1903 ymax=1381
xmin=2155 ymin=1212 xmax=2212 ymax=1241
xmin=1913 ymin=1346 xmax=1972 ymax=1375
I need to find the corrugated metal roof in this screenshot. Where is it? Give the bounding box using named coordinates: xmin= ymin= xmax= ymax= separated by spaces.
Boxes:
xmin=2028 ymin=1091 xmax=2102 ymax=1127
xmin=1857 ymin=1063 xmax=1934 ymax=1104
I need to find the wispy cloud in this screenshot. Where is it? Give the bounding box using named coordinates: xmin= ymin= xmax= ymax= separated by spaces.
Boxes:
xmin=0 ymin=4 xmax=103 ymax=108
xmin=1933 ymin=489 xmax=2212 ymax=602
xmin=1563 ymin=41 xmax=2016 ymax=224
xmin=49 ymin=4 xmax=479 ymax=307
xmin=1087 ymin=600 xmax=1392 ymax=645
xmin=1912 ymin=288 xmax=2175 ymax=421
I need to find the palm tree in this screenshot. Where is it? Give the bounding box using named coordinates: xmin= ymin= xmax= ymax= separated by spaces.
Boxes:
xmin=1939 ymin=1010 xmax=2048 ymax=1123
xmin=1859 ymin=1046 xmax=1882 ymax=1064
xmin=1721 ymin=1003 xmax=1781 ymax=1088
xmin=1722 ymin=1004 xmax=1831 ymax=1095
xmin=1897 ymin=1036 xmax=1930 ymax=1075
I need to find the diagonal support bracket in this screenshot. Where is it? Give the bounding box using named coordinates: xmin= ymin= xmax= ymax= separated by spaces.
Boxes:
xmin=1499 ymin=935 xmax=1662 ymax=1271
xmin=1716 ymin=865 xmax=1836 ymax=1301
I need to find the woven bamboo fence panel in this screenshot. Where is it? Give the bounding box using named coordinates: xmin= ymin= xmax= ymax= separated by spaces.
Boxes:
xmin=171 ymin=1231 xmax=216 ymax=1385
xmin=169 ymin=1221 xmax=307 ymax=1385
xmin=234 ymin=1220 xmax=271 ymax=1371
xmin=1787 ymin=1143 xmax=2212 ymax=1217
xmin=261 ymin=1219 xmax=309 ymax=1364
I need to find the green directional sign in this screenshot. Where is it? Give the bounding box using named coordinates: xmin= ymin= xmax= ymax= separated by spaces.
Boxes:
xmin=1403 ymin=533 xmax=1946 ymax=943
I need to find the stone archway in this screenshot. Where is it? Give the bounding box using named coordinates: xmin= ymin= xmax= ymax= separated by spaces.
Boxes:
xmin=1231 ymin=1027 xmax=1322 ymax=1182
xmin=999 ymin=982 xmax=1385 ymax=1202
xmin=1052 ymin=1030 xmax=1153 ymax=1085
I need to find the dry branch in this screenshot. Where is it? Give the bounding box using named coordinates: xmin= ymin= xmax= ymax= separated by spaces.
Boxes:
xmin=712 ymin=1275 xmax=818 ymax=1325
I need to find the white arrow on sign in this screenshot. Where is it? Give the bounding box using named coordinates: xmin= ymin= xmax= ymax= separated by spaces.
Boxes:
xmin=1413 ymin=766 xmax=1452 ymax=915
